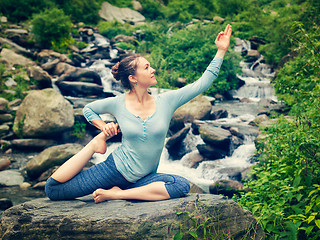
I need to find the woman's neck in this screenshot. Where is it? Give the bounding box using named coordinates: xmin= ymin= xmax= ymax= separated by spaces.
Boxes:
xmin=128 ymin=88 xmax=150 ymax=104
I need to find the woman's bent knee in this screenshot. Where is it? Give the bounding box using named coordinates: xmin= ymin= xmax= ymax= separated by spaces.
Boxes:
xmin=165 ymin=175 xmax=190 ymax=199
xmin=45 ymin=177 xmax=62 ymax=201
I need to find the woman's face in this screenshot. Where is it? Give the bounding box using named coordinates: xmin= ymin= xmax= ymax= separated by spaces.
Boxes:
xmin=133 ymin=57 xmax=157 ymax=88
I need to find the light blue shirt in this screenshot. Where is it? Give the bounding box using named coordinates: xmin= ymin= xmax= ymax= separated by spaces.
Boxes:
xmin=83 ymin=57 xmax=223 ymax=182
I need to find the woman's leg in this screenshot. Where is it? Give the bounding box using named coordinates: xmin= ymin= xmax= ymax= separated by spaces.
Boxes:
xmin=92 ymin=173 xmax=190 ymax=203
xmin=51 ymin=132 xmax=108 ymax=183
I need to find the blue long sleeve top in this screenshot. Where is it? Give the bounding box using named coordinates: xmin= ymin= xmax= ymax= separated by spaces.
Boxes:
xmin=83 ymin=57 xmax=223 ymax=182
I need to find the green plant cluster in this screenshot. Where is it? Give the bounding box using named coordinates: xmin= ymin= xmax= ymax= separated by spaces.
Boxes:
xmin=235 ymin=20 xmax=320 ymax=240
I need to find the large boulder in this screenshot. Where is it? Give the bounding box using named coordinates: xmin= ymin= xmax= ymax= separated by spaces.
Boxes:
xmin=0 ymin=48 xmax=35 ymax=67
xmin=13 ymin=89 xmax=74 ymax=138
xmin=27 ymin=66 xmax=52 ymax=89
xmin=99 ymin=2 xmax=145 ymax=24
xmin=172 ymin=94 xmax=212 ymax=123
xmin=0 ymin=194 xmax=264 ymax=240
xmin=26 ymin=143 xmax=83 ymax=179
xmin=199 ymin=123 xmax=232 ymax=151
xmin=55 ymin=81 xmax=104 ymax=97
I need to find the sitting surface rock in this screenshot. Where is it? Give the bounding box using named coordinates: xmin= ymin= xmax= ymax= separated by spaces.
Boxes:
xmin=13 ymin=89 xmax=74 ymax=138
xmin=0 ymin=194 xmax=264 ymax=240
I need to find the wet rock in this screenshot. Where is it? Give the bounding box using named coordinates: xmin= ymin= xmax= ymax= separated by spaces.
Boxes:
xmin=99 ymin=2 xmax=146 ymax=24
xmin=197 ymin=144 xmax=227 ymax=160
xmin=199 ymin=124 xmax=232 ymax=151
xmin=0 ymin=170 xmax=24 ymax=187
xmin=210 ymin=179 xmax=245 ymax=198
xmin=166 ymin=126 xmax=190 ymax=158
xmin=180 ymin=150 xmax=204 ymax=168
xmin=37 ymin=49 xmax=73 ymax=65
xmin=11 ymin=139 xmax=57 ymax=150
xmin=0 ymin=194 xmax=264 ymax=240
xmin=26 ymin=143 xmax=83 ymax=179
xmin=13 ymin=89 xmax=74 ymax=138
xmin=245 ymin=50 xmax=260 ymax=62
xmin=172 ymin=95 xmax=212 ymax=123
xmin=53 ymin=62 xmax=76 ymax=76
xmin=57 ymin=68 xmax=101 ymax=85
xmin=27 ymin=66 xmax=52 ymax=89
xmin=210 ymin=107 xmax=228 ymax=120
xmin=56 ymin=81 xmax=104 ymax=97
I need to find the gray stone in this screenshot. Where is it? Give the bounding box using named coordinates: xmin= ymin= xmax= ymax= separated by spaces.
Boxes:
xmin=249 ymin=114 xmax=269 ymax=127
xmin=13 ymin=89 xmax=74 ymax=138
xmin=0 ymin=114 xmax=13 ymax=124
xmin=0 ymin=194 xmax=264 ymax=239
xmin=0 ymin=124 xmax=10 ymax=137
xmin=166 ymin=126 xmax=190 ymax=157
xmin=210 ymin=107 xmax=228 ymax=120
xmin=99 ymin=2 xmax=145 ymax=24
xmin=172 ymin=95 xmax=212 ymax=123
xmin=0 ymin=37 xmax=33 ymax=58
xmin=180 ymin=150 xmax=204 ymax=168
xmin=27 ymin=66 xmax=52 ymax=89
xmin=0 ymin=48 xmax=34 ymax=67
xmin=199 ymin=123 xmax=232 ymax=150
xmin=0 ymin=98 xmax=9 ymax=113
xmin=0 ymin=170 xmax=24 ymax=187
xmin=56 ymin=81 xmax=104 ymax=97
xmin=26 ymin=143 xmax=83 ymax=179
xmin=0 ymin=156 xmax=11 ymax=171
xmin=11 ymin=139 xmax=57 ymax=150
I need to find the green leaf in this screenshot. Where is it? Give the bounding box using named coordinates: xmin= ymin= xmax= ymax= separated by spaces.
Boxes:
xmin=315 ymin=219 xmax=320 ymax=229
xmin=188 ymin=231 xmax=198 ymax=239
xmin=293 ymin=176 xmax=301 ymax=188
xmin=174 ymin=232 xmax=183 ymax=240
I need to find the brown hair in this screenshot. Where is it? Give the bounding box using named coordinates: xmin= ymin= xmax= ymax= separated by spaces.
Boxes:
xmin=111 ymin=54 xmax=141 ymax=90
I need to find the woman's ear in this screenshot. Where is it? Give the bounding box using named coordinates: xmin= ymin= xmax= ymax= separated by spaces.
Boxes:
xmin=128 ymin=75 xmax=136 ymax=85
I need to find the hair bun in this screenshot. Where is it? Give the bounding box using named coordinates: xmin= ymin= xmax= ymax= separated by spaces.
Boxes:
xmin=111 ymin=62 xmax=121 ymax=81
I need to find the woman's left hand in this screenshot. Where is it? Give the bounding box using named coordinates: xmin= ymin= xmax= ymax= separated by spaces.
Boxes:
xmin=215 ymin=24 xmax=232 ymax=52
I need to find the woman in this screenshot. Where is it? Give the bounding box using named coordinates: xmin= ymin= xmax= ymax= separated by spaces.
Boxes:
xmin=45 ymin=24 xmax=232 ymax=203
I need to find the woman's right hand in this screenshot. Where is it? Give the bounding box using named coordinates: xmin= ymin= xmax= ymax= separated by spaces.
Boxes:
xmin=101 ymin=122 xmax=120 ymax=137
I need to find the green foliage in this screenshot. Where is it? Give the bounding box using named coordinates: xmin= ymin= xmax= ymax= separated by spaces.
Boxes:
xmin=31 ymin=8 xmax=73 ymax=49
xmin=98 ymin=21 xmax=132 ymax=39
xmin=215 ymin=0 xmax=249 ymax=17
xmin=235 ymin=22 xmax=320 ymax=239
xmin=72 ymin=121 xmax=86 ymax=139
xmin=133 ymin=21 xmax=241 ymax=96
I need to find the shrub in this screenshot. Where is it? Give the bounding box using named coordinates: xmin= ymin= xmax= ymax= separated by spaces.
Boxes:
xmin=31 ymin=8 xmax=73 ymax=49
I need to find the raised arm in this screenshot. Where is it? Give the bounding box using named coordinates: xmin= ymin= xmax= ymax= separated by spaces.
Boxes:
xmin=163 ymin=24 xmax=232 ymax=110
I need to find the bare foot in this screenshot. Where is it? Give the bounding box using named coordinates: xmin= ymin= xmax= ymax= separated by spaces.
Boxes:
xmin=92 ymin=186 xmax=122 ymax=203
xmin=89 ymin=132 xmax=107 ymax=154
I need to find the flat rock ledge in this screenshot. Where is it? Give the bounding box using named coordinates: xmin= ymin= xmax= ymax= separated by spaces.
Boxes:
xmin=0 ymin=194 xmax=264 ymax=240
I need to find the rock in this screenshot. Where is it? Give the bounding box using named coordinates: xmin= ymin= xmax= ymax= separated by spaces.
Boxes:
xmin=0 ymin=48 xmax=35 ymax=67
xmin=213 ymin=16 xmax=225 ymax=24
xmin=199 ymin=123 xmax=232 ymax=151
xmin=0 ymin=140 xmax=11 ymax=152
xmin=0 ymin=98 xmax=9 ymax=113
xmin=249 ymin=114 xmax=269 ymax=127
xmin=8 ymin=99 xmax=21 ymax=108
xmin=197 ymin=144 xmax=227 ymax=160
xmin=41 ymin=58 xmax=60 ymax=73
xmin=27 ymin=66 xmax=52 ymax=89
xmin=0 ymin=16 xmax=7 ymax=23
xmin=37 ymin=49 xmax=73 ymax=65
xmin=0 ymin=124 xmax=10 ymax=138
xmin=189 ymin=183 xmax=205 ymax=193
xmin=0 ymin=170 xmax=24 ymax=187
xmin=0 ymin=156 xmax=11 ymax=171
xmin=55 ymin=81 xmax=104 ymax=97
xmin=20 ymin=182 xmax=31 ymax=190
xmin=32 ymin=181 xmax=46 ymax=190
xmin=172 ymin=95 xmax=212 ymax=123
xmin=13 ymin=89 xmax=74 ymax=138
xmin=132 ymin=0 xmax=143 ymax=11
xmin=210 ymin=179 xmax=245 ymax=198
xmin=0 ymin=198 xmax=13 ymax=211
xmin=0 ymin=194 xmax=264 ymax=239
xmin=165 ymin=126 xmax=190 ymax=158
xmin=99 ymin=2 xmax=145 ymax=24
xmin=26 ymin=143 xmax=83 ymax=179
xmin=11 ymin=139 xmax=57 ymax=150
xmin=245 ymin=50 xmax=260 ymax=62
xmin=249 ymin=36 xmax=266 ymax=50
xmin=0 ymin=114 xmax=13 ymax=124
xmin=210 ymin=107 xmax=228 ymax=120
xmin=0 ymin=37 xmax=33 ymax=58
xmin=57 ymin=68 xmax=102 ymax=85
xmin=53 ymin=62 xmax=76 ymax=76
xmin=180 ymin=150 xmax=204 ymax=168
